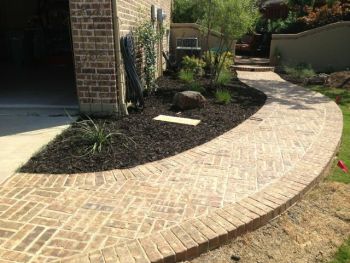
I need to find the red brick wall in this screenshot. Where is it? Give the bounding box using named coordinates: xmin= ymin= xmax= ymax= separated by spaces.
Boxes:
xmin=69 ymin=0 xmax=118 ymax=114
xmin=69 ymin=0 xmax=172 ymax=114
xmin=117 ymin=0 xmax=172 ymax=78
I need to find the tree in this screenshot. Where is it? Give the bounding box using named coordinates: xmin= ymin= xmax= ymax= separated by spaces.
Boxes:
xmin=197 ymin=0 xmax=260 ymax=87
xmin=172 ymin=0 xmax=204 ymax=23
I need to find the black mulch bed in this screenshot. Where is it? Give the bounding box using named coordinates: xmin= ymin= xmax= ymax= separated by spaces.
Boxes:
xmin=21 ymin=76 xmax=266 ymax=174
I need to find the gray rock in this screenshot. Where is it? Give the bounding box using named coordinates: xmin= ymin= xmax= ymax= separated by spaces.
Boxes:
xmin=306 ymin=73 xmax=329 ymax=85
xmin=173 ymin=91 xmax=206 ymax=110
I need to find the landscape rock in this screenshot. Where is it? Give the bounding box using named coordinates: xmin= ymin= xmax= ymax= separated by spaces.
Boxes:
xmin=173 ymin=91 xmax=206 ymax=110
xmin=306 ymin=73 xmax=329 ymax=85
xmin=327 ymin=71 xmax=350 ymax=89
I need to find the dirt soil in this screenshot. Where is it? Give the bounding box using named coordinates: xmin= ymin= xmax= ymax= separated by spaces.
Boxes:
xmin=189 ymin=180 xmax=350 ymax=263
xmin=20 ymin=76 xmax=266 ymax=174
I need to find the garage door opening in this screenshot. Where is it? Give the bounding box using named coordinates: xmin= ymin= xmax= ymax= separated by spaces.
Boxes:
xmin=0 ymin=0 xmax=78 ymax=108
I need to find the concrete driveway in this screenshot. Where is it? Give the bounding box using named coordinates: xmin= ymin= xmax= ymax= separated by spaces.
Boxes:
xmin=0 ymin=108 xmax=77 ymax=183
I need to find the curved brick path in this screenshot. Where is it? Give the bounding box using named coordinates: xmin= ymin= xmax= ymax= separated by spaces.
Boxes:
xmin=0 ymin=72 xmax=342 ymax=263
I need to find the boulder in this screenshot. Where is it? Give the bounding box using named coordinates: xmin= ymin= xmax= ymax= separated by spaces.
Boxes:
xmin=173 ymin=91 xmax=206 ymax=110
xmin=306 ymin=73 xmax=329 ymax=85
xmin=327 ymin=71 xmax=350 ymax=89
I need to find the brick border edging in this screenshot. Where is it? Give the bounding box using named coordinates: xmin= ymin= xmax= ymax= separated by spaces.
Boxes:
xmin=57 ymin=82 xmax=343 ymax=263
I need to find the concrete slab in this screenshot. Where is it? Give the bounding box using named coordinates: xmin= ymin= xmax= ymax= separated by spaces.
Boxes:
xmin=0 ymin=108 xmax=77 ymax=183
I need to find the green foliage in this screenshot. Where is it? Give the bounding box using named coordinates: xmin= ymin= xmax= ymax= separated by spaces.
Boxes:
xmin=267 ymin=12 xmax=300 ymax=33
xmin=215 ymin=90 xmax=232 ymax=105
xmin=197 ymin=0 xmax=259 ymax=89
xmin=188 ymin=82 xmax=206 ymax=93
xmin=135 ymin=21 xmax=163 ymax=92
xmin=198 ymin=0 xmax=260 ymax=41
xmin=179 ymin=70 xmax=195 ymax=83
xmin=173 ymin=0 xmax=203 ymax=23
xmin=216 ymin=70 xmax=232 ymax=86
xmin=265 ymin=2 xmax=350 ymax=34
xmin=182 ymin=56 xmax=206 ymax=77
xmin=284 ymin=63 xmax=316 ymax=79
xmin=71 ymin=117 xmax=126 ymax=155
xmin=203 ymin=51 xmax=234 ymax=71
xmin=329 ymin=237 xmax=350 ymax=263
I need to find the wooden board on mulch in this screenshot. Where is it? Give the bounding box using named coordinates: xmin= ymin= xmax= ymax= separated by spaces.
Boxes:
xmin=20 ymin=76 xmax=266 ymax=174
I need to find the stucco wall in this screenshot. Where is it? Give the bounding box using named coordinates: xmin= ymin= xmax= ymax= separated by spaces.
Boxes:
xmin=270 ymin=22 xmax=350 ymax=71
xmin=170 ymin=23 xmax=236 ymax=54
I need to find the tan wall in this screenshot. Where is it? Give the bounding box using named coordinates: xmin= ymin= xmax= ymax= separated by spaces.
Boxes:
xmin=270 ymin=22 xmax=350 ymax=71
xmin=170 ymin=23 xmax=236 ymax=54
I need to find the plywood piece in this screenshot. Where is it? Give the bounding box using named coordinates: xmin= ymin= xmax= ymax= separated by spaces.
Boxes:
xmin=153 ymin=115 xmax=201 ymax=126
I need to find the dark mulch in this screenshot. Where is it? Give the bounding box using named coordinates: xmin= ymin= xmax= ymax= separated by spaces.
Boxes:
xmin=21 ymin=76 xmax=266 ymax=174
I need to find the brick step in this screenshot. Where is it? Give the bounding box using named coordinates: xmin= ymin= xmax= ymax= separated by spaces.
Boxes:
xmin=235 ymin=56 xmax=270 ymax=66
xmin=231 ymin=64 xmax=275 ymax=72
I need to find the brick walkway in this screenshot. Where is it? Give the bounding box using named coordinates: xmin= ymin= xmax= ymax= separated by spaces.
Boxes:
xmin=0 ymin=72 xmax=343 ymax=262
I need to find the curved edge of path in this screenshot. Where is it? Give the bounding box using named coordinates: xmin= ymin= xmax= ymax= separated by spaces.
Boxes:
xmin=54 ymin=72 xmax=343 ymax=263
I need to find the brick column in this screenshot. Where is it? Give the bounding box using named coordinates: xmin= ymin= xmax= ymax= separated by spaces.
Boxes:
xmin=69 ymin=0 xmax=119 ymax=115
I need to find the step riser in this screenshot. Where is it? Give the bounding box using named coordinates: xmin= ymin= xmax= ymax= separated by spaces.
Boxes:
xmin=232 ymin=66 xmax=275 ymax=72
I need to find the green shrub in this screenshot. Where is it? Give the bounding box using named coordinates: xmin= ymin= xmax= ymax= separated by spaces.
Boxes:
xmin=179 ymin=69 xmax=195 ymax=83
xmin=203 ymin=51 xmax=234 ymax=71
xmin=284 ymin=63 xmax=316 ymax=79
xmin=71 ymin=116 xmax=129 ymax=155
xmin=189 ymin=82 xmax=205 ymax=93
xmin=182 ymin=56 xmax=206 ymax=77
xmin=216 ymin=70 xmax=232 ymax=86
xmin=215 ymin=90 xmax=232 ymax=105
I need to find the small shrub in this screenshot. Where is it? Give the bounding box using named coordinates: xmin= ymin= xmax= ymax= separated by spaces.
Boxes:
xmin=216 ymin=70 xmax=233 ymax=86
xmin=179 ymin=69 xmax=195 ymax=83
xmin=203 ymin=51 xmax=234 ymax=71
xmin=285 ymin=63 xmax=316 ymax=79
xmin=182 ymin=56 xmax=206 ymax=77
xmin=189 ymin=82 xmax=206 ymax=93
xmin=71 ymin=117 xmax=129 ymax=155
xmin=215 ymin=90 xmax=232 ymax=105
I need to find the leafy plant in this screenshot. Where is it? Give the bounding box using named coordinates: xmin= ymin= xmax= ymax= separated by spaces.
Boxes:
xmin=71 ymin=117 xmax=130 ymax=155
xmin=215 ymin=90 xmax=232 ymax=104
xmin=284 ymin=63 xmax=316 ymax=79
xmin=203 ymin=51 xmax=234 ymax=71
xmin=189 ymin=82 xmax=206 ymax=93
xmin=197 ymin=0 xmax=259 ymax=89
xmin=173 ymin=0 xmax=204 ymax=23
xmin=215 ymin=69 xmax=232 ymax=86
xmin=179 ymin=69 xmax=195 ymax=83
xmin=268 ymin=1 xmax=350 ymax=34
xmin=267 ymin=12 xmax=300 ymax=33
xmin=182 ymin=56 xmax=206 ymax=76
xmin=135 ymin=21 xmax=164 ymax=92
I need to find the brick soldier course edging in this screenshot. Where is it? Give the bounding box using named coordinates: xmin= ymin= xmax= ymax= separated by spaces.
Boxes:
xmin=0 ymin=72 xmax=343 ymax=262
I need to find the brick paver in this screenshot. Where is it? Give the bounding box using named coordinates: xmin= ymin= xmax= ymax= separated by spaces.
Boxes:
xmin=0 ymin=72 xmax=342 ymax=262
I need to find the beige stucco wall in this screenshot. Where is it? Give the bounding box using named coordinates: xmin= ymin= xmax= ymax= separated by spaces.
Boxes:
xmin=170 ymin=23 xmax=236 ymax=54
xmin=270 ymin=22 xmax=350 ymax=71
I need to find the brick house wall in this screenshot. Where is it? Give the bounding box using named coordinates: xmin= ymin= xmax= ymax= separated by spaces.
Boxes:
xmin=69 ymin=0 xmax=172 ymax=115
xmin=117 ymin=0 xmax=172 ymax=80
